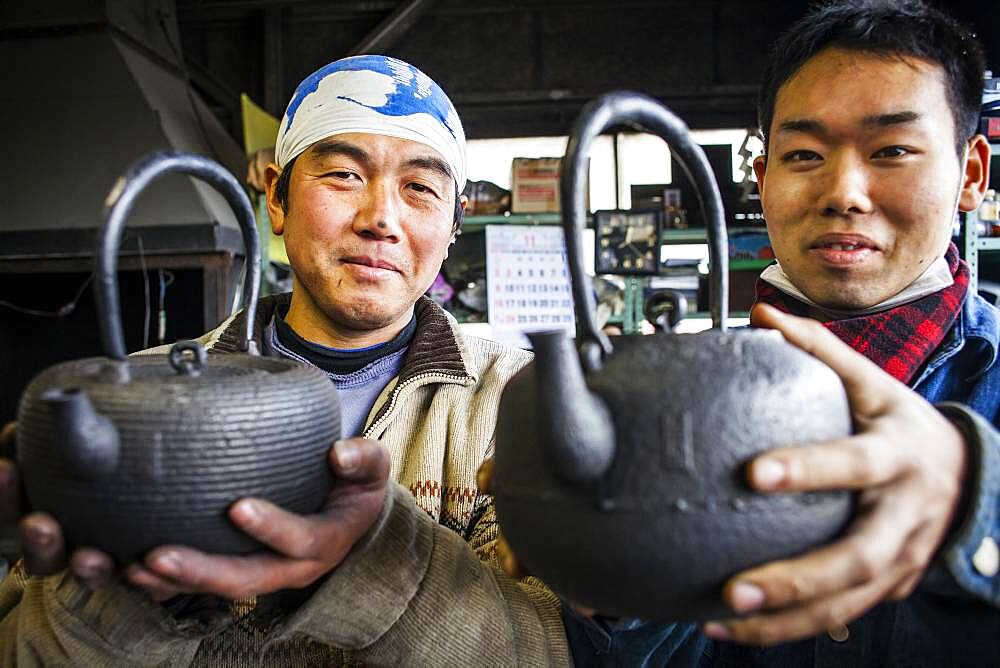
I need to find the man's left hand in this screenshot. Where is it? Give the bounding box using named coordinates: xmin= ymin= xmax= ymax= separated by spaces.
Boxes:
xmin=125 ymin=437 xmax=390 ymax=602
xmin=702 ymin=304 xmax=968 ymax=646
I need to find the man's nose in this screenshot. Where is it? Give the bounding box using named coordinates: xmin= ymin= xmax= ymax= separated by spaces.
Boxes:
xmin=354 ymin=180 xmax=402 ymax=241
xmin=820 ymin=153 xmax=874 ymax=216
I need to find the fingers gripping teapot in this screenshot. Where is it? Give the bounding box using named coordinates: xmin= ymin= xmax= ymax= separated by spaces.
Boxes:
xmin=492 ymin=93 xmax=853 ymax=621
xmin=16 ymin=152 xmax=341 ymax=564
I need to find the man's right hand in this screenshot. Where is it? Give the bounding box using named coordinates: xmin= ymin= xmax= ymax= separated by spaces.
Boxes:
xmin=125 ymin=437 xmax=390 ymax=601
xmin=1 ymin=426 xmax=390 ymax=600
xmin=0 ymin=423 xmax=18 ymax=525
xmin=477 ymin=457 xmax=597 ymax=616
xmin=475 ymin=458 xmax=526 ymax=579
xmin=2 ymin=421 xmax=115 ymax=587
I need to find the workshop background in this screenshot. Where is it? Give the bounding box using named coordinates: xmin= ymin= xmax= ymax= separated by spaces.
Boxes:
xmin=2 ymin=0 xmax=999 ymax=424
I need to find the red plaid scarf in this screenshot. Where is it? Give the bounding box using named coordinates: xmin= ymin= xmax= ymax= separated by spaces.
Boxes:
xmin=753 ymin=242 xmax=969 ymax=385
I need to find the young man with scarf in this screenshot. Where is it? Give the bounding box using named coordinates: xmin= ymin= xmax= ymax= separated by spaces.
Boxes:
xmin=0 ymin=55 xmax=571 ymax=664
xmin=558 ymin=1 xmax=1000 ymax=665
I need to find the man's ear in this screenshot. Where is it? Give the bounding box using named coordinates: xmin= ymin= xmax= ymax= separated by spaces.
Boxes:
xmin=958 ymin=135 xmax=991 ymax=212
xmin=752 ymin=155 xmax=768 ymax=195
xmin=264 ymin=162 xmax=286 ymax=236
xmin=445 ymin=195 xmax=469 ymax=258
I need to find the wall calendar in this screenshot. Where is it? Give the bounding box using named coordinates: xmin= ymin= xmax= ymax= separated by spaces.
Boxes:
xmin=485 ymin=224 xmax=576 ymax=348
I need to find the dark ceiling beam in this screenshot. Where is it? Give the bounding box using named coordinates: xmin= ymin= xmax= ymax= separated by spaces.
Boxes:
xmin=451 ymin=85 xmax=759 ymax=106
xmin=263 ymin=6 xmax=285 ymax=116
xmin=176 ymin=1 xmax=394 ymax=22
xmin=176 ymin=0 xmax=701 ymax=23
xmin=175 ymin=0 xmax=339 ymax=10
xmin=454 ymin=85 xmax=761 ymax=138
xmin=176 ymin=0 xmax=714 ymax=11
xmin=186 ymin=57 xmax=241 ymax=112
xmin=347 ymin=0 xmax=435 ymax=56
xmin=460 ymin=104 xmax=758 ymax=139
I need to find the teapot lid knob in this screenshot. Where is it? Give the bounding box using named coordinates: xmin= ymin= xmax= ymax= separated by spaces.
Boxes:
xmin=169 ymin=340 xmax=207 ymax=377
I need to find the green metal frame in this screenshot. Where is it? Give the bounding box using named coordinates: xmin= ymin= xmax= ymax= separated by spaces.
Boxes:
xmin=960 ymin=210 xmax=1000 ymax=296
xmin=621 ymin=276 xmax=646 ymax=334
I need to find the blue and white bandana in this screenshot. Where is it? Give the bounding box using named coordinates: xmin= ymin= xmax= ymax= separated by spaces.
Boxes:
xmin=275 ymin=55 xmax=466 ymax=190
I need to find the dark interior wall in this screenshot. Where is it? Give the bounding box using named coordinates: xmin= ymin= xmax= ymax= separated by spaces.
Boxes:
xmin=175 ymin=0 xmax=1000 ymax=140
xmin=0 ymin=268 xmax=207 ymax=424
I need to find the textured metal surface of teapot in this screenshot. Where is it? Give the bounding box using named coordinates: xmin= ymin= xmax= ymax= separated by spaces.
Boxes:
xmin=16 ymin=152 xmax=340 ymax=564
xmin=492 ymin=93 xmax=853 ymax=621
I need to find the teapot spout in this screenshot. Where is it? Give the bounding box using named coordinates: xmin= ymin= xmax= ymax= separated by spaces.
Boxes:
xmin=43 ymin=388 xmax=120 ymax=478
xmin=528 ymin=330 xmax=616 ymax=482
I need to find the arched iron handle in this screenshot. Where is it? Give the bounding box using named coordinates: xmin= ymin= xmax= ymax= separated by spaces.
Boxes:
xmin=561 ymin=92 xmax=729 ymax=367
xmin=95 ymin=151 xmax=261 ymax=360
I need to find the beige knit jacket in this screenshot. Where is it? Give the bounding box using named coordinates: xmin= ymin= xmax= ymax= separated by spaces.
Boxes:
xmin=0 ymin=295 xmax=571 ymax=666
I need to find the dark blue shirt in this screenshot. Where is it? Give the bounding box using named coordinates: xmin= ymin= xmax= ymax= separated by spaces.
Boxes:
xmin=564 ymin=293 xmax=1000 ymax=668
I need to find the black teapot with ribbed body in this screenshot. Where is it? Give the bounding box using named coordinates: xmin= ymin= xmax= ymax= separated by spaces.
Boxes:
xmin=492 ymin=93 xmax=853 ymax=621
xmin=16 ymin=152 xmax=340 ymax=564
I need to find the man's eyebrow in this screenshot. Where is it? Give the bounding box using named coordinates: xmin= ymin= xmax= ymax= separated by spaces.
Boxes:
xmin=776 ymin=118 xmax=826 ymax=135
xmin=860 ymin=111 xmax=921 ymax=127
xmin=304 ymin=141 xmax=452 ymax=182
xmin=403 ymin=156 xmax=454 ymax=182
xmin=308 ymin=139 xmax=372 ymax=165
xmin=776 ymin=111 xmax=922 ymax=136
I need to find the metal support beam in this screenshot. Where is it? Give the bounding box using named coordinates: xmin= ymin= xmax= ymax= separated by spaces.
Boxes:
xmin=186 ymin=57 xmax=241 ymax=118
xmin=348 ymin=0 xmax=434 ymax=56
xmin=962 ymin=211 xmax=981 ymax=297
xmin=263 ymin=6 xmax=284 ymax=117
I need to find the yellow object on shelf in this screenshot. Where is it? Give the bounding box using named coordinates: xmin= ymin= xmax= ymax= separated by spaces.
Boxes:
xmin=240 ymin=93 xmax=288 ymax=266
xmin=240 ymin=93 xmax=280 ymax=158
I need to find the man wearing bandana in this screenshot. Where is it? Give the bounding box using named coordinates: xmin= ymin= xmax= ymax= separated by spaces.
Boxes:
xmin=558 ymin=1 xmax=1000 ymax=665
xmin=0 ymin=56 xmax=570 ymax=664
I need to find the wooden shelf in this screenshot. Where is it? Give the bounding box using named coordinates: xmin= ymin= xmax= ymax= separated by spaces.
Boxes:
xmin=461 ymin=215 xmax=774 ymax=271
xmin=660 ymin=226 xmax=766 ymax=244
xmin=976 ymin=236 xmax=1000 ymax=251
xmin=687 ymin=311 xmax=751 ymax=319
xmin=729 ymin=258 xmax=774 ymax=271
xmin=462 ymin=213 xmax=563 ymax=232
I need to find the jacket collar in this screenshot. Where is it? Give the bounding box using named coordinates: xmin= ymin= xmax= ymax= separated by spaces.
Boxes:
xmin=916 ymin=292 xmax=999 ymax=385
xmin=212 ymin=293 xmax=472 ymax=383
xmin=960 ymin=293 xmax=999 ymax=374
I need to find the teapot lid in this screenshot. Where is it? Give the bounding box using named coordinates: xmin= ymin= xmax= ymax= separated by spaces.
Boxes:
xmin=46 ymin=348 xmax=313 ymax=393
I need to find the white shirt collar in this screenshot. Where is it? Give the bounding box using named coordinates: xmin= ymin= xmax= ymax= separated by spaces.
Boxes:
xmin=759 ymin=255 xmax=954 ymax=319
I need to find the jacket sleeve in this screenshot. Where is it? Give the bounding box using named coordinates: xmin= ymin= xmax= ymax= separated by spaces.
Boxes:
xmin=0 ymin=561 xmax=212 ymax=666
xmin=274 ymin=482 xmax=571 ymax=666
xmin=928 ymin=402 xmax=1000 ymax=607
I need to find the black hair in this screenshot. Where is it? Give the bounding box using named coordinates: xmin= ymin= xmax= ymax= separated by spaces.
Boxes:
xmin=757 ymin=0 xmax=985 ymax=156
xmin=274 ymin=155 xmax=465 ymax=233
xmin=274 ymin=154 xmax=296 ymax=214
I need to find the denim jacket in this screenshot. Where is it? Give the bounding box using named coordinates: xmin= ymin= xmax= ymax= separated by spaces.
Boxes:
xmin=565 ymin=293 xmax=1000 ymax=668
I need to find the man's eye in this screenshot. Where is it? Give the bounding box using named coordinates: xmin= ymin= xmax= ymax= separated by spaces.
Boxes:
xmin=872 ymin=146 xmax=910 ymax=159
xmin=781 ymin=150 xmax=822 ymax=162
xmin=325 ymin=170 xmax=359 ymax=180
xmin=408 ymin=182 xmax=438 ymax=196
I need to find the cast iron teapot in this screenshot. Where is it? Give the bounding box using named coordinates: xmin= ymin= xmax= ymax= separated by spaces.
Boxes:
xmin=16 ymin=152 xmax=340 ymax=564
xmin=492 ymin=93 xmax=854 ymax=621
